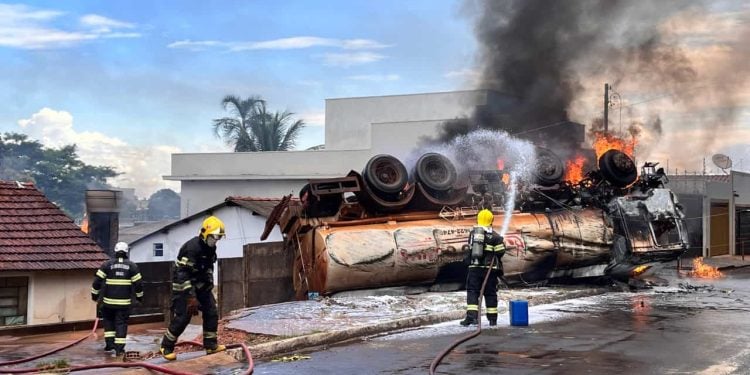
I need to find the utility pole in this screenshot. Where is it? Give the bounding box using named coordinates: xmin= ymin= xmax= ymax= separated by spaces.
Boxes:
xmin=603 ymin=83 xmax=609 ymax=133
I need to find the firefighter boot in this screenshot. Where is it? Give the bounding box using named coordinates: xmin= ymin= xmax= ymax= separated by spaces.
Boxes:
xmin=488 ymin=319 xmax=497 ymax=326
xmin=206 ymin=344 xmax=226 ymax=354
xmin=160 ymin=346 xmax=177 ymax=361
xmin=459 ymin=311 xmax=479 ymax=326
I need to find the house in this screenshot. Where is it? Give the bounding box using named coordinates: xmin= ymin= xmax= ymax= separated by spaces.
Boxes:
xmin=126 ymin=197 xmax=287 ymax=315
xmin=0 ymin=180 xmax=109 ymax=327
xmin=128 ymin=197 xmax=283 ymax=263
xmin=666 ymin=171 xmax=750 ymax=257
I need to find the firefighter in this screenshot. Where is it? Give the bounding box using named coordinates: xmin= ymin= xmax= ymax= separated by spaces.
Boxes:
xmin=91 ymin=241 xmax=144 ymax=356
xmin=460 ymin=209 xmax=505 ymax=326
xmin=160 ymin=216 xmax=226 ymax=360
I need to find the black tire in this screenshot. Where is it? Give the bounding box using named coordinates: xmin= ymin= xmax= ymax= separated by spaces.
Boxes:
xmin=413 ymin=153 xmax=457 ymax=191
xmin=533 ymin=148 xmax=564 ymax=186
xmin=598 ymin=149 xmax=637 ymax=188
xmin=362 ymin=154 xmax=408 ymax=194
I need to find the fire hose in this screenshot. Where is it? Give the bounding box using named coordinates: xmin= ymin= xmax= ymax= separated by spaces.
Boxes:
xmin=0 ymin=319 xmax=255 ymax=374
xmin=429 ymin=257 xmax=496 ymax=375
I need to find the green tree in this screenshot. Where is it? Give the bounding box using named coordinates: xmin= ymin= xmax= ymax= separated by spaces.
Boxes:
xmin=212 ymin=95 xmax=305 ymax=151
xmin=146 ymin=188 xmax=180 ymax=220
xmin=0 ymin=132 xmax=117 ymax=219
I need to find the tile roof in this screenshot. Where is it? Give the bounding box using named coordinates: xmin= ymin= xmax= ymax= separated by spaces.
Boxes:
xmin=0 ymin=181 xmax=109 ymax=271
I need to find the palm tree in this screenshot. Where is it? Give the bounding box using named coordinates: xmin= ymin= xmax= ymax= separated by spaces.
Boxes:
xmin=212 ymin=95 xmax=305 ymax=152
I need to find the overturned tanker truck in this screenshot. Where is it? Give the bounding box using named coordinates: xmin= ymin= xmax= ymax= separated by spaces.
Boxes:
xmin=262 ymin=148 xmax=688 ymax=298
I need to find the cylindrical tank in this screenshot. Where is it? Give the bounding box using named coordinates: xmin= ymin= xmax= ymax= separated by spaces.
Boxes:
xmin=292 ymin=208 xmax=615 ymax=295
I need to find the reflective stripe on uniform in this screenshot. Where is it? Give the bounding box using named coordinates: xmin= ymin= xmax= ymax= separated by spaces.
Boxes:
xmin=165 ymin=330 xmax=177 ymax=341
xmin=136 ymin=291 xmax=144 ymax=298
xmin=91 ymin=288 xmax=100 ymax=295
xmin=103 ymin=297 xmax=131 ymax=305
xmin=486 ymin=307 xmax=498 ymax=314
xmin=175 ymin=257 xmax=194 ymax=267
xmin=466 ymin=304 xmax=478 ymax=312
xmin=106 ymin=279 xmax=132 ymax=286
xmin=104 ymin=331 xmax=116 ymax=338
xmin=131 ymin=273 xmax=142 ymax=282
xmin=203 ymin=331 xmax=217 ymax=339
xmin=96 ymin=270 xmax=107 ymax=279
xmin=172 ymin=281 xmax=192 ymax=291
xmin=114 ymin=338 xmax=127 ymax=344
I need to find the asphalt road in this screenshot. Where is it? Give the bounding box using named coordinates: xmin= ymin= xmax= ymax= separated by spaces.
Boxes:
xmin=250 ymin=267 xmax=750 ymax=375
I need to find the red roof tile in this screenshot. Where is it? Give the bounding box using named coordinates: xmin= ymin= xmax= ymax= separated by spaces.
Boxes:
xmin=0 ymin=180 xmax=108 ymax=271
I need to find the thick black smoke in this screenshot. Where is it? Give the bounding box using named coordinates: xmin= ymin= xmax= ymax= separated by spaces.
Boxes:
xmin=438 ymin=0 xmax=706 ymax=156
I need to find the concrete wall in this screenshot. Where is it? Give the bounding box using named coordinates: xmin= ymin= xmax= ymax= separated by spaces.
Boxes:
xmin=169 ymin=150 xmax=372 ymax=216
xmin=324 ymin=90 xmax=483 ymax=150
xmin=178 ymin=179 xmax=304 ymax=218
xmin=29 ymin=271 xmax=94 ymax=325
xmin=130 ymin=205 xmax=283 ymax=263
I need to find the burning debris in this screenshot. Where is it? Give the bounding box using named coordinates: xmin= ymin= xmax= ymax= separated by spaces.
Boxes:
xmin=690 ymin=257 xmax=723 ymax=279
xmin=264 ymin=138 xmax=689 ymax=297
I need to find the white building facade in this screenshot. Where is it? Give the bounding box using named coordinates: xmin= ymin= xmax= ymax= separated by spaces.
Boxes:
xmin=166 ymin=90 xmax=511 ymax=217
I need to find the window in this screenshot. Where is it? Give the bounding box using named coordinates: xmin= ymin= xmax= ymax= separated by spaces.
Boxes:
xmin=0 ymin=276 xmax=28 ymax=326
xmin=153 ymin=243 xmax=164 ymax=257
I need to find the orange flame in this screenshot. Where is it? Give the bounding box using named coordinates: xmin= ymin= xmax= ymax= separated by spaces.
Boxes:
xmin=690 ymin=257 xmax=723 ymax=278
xmin=564 ymin=155 xmax=586 ymax=183
xmin=80 ymin=215 xmax=89 ymax=234
xmin=593 ymin=131 xmax=636 ymax=159
xmin=502 ymin=173 xmax=510 ymax=185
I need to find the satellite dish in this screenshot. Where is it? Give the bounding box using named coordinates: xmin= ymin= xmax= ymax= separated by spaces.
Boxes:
xmin=712 ymin=153 xmax=733 ymax=170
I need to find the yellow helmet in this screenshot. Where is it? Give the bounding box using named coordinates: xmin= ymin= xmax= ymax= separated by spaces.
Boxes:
xmin=477 ymin=209 xmax=494 ymax=227
xmin=201 ymin=216 xmax=225 ymax=240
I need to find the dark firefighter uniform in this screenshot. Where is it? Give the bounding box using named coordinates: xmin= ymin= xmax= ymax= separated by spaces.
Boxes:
xmin=461 ymin=209 xmax=505 ymax=326
xmin=160 ymin=215 xmax=225 ymax=360
xmin=91 ymin=242 xmax=144 ymax=355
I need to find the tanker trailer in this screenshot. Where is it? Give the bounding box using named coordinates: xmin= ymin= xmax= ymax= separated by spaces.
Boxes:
xmin=265 ymin=150 xmax=688 ymax=298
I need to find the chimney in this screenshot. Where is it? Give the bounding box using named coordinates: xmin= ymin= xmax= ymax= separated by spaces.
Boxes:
xmin=85 ymin=190 xmax=122 ymax=257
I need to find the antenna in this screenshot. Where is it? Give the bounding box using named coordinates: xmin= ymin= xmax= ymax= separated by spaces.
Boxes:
xmin=712 ymin=153 xmax=733 ymax=174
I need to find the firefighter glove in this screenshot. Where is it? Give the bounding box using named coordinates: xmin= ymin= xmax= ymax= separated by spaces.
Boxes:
xmin=187 ymin=297 xmax=200 ymax=316
xmin=91 ymin=293 xmax=98 ymax=302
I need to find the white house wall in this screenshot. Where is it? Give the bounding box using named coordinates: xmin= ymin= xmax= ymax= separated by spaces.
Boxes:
xmin=169 ymin=151 xmax=372 ymax=216
xmin=30 ymin=270 xmax=94 ymax=325
xmin=129 ymin=205 xmax=283 ymax=265
xmin=179 ymin=179 xmax=306 ymax=217
xmin=325 ymin=91 xmax=482 ymax=150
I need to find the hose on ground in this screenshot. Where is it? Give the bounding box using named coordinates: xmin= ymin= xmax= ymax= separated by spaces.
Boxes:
xmin=0 ymin=318 xmax=100 ymax=366
xmin=429 ymin=257 xmax=496 ymax=375
xmin=0 ymin=320 xmax=254 ymax=375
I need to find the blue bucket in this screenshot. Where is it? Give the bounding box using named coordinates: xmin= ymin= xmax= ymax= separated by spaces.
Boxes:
xmin=509 ymin=300 xmax=529 ymax=326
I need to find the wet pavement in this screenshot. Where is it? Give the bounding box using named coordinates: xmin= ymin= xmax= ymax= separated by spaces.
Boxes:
xmin=1 ymin=255 xmax=747 ymax=374
xmin=251 ymin=266 xmax=750 ymax=374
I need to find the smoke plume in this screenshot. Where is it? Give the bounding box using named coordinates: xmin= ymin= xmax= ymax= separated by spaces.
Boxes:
xmin=436 ymin=0 xmax=750 ymax=170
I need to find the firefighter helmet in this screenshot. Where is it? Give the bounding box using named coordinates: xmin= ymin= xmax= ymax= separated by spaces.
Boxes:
xmin=201 ymin=216 xmax=225 ymax=240
xmin=114 ymin=241 xmax=129 ymax=255
xmin=477 ymin=209 xmax=494 ymax=227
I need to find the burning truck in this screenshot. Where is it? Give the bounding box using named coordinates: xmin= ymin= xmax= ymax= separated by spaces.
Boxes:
xmin=263 ymin=143 xmax=688 ymax=298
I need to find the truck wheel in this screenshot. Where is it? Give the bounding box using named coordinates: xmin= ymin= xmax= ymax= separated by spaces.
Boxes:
xmin=362 ymin=154 xmax=408 ymax=194
xmin=413 ymin=153 xmax=457 ymax=191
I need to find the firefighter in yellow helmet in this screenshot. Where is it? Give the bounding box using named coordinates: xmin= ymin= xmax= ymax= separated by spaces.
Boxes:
xmin=160 ymin=216 xmax=226 ymax=360
xmin=460 ymin=209 xmax=505 ymax=326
